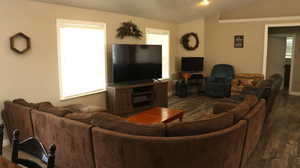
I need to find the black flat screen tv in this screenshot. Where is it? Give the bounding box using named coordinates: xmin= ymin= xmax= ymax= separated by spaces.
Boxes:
xmin=112 ymin=44 xmax=162 ymax=84
xmin=181 ymin=57 xmax=204 ymax=72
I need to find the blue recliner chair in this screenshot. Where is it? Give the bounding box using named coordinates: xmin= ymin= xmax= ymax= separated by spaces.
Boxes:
xmin=205 ymin=64 xmax=235 ymax=97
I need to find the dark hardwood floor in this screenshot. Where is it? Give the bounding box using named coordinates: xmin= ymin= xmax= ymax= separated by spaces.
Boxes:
xmin=246 ymin=92 xmax=300 ymax=168
xmin=2 ymin=92 xmax=299 ymax=168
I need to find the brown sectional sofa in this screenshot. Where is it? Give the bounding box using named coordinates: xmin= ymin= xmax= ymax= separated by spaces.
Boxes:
xmin=2 ymin=95 xmax=267 ymax=168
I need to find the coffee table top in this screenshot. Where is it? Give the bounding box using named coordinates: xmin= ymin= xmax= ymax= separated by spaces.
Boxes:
xmin=126 ymin=107 xmax=184 ymax=125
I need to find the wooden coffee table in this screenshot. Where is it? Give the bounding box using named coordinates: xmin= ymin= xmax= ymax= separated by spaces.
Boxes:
xmin=126 ymin=107 xmax=184 ymax=125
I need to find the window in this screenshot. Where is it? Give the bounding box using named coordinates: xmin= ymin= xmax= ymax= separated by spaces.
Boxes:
xmin=285 ymin=37 xmax=294 ymax=59
xmin=146 ymin=28 xmax=170 ymax=79
xmin=57 ymin=19 xmax=106 ymax=100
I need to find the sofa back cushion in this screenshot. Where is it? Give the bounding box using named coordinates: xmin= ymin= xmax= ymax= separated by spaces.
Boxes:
xmin=31 ymin=110 xmax=95 ymax=168
xmin=166 ymin=112 xmax=234 ymax=137
xmin=63 ymin=104 xmax=106 ymax=113
xmin=65 ymin=112 xmax=101 ymax=124
xmin=38 ymin=103 xmax=74 ymax=117
xmin=213 ymin=95 xmax=257 ymax=122
xmin=3 ymin=101 xmax=34 ymax=141
xmin=91 ymin=112 xmax=165 ymax=137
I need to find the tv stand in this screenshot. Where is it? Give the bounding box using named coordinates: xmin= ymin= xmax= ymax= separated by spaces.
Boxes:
xmin=107 ymin=81 xmax=168 ymax=115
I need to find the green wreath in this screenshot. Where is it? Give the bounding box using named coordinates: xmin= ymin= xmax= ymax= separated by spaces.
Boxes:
xmin=181 ymin=32 xmax=199 ymax=51
xmin=116 ymin=21 xmax=143 ymax=39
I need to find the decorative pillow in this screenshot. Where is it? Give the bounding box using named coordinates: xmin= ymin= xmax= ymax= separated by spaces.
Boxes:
xmin=166 ymin=112 xmax=234 ymax=137
xmin=239 ymin=79 xmax=255 ymax=86
xmin=91 ymin=112 xmax=165 ymax=137
xmin=65 ymin=112 xmax=101 ymax=124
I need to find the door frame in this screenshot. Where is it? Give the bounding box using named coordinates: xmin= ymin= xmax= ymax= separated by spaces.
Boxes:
xmin=263 ymin=23 xmax=299 ymax=95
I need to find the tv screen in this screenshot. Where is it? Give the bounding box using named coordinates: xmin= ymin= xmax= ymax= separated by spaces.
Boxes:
xmin=181 ymin=57 xmax=204 ymax=72
xmin=112 ymin=44 xmax=162 ymax=83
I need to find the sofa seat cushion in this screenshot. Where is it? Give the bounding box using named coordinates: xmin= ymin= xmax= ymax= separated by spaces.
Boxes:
xmin=65 ymin=112 xmax=101 ymax=124
xmin=91 ymin=112 xmax=165 ymax=137
xmin=64 ymin=104 xmax=106 ymax=113
xmin=243 ymin=95 xmax=258 ymax=109
xmin=166 ymin=112 xmax=234 ymax=137
xmin=229 ymin=103 xmax=250 ymax=122
xmin=213 ymin=101 xmax=237 ymax=114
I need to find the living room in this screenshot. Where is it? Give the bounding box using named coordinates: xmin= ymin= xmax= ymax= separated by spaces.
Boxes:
xmin=0 ymin=0 xmax=299 ymax=168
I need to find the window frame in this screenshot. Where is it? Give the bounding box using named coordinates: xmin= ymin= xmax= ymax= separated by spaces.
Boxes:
xmin=57 ymin=19 xmax=107 ymax=101
xmin=145 ymin=28 xmax=171 ymax=79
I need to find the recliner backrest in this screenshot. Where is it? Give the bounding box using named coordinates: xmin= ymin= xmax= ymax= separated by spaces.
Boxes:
xmin=211 ymin=64 xmax=235 ymax=80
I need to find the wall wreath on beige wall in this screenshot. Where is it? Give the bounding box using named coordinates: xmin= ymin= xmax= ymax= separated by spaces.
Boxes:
xmin=181 ymin=32 xmax=199 ymax=51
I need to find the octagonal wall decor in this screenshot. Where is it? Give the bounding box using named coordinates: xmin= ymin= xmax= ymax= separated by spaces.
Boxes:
xmin=10 ymin=32 xmax=31 ymax=54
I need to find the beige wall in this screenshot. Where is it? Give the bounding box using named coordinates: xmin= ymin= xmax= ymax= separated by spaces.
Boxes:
xmin=205 ymin=0 xmax=300 ymax=93
xmin=205 ymin=15 xmax=266 ymax=74
xmin=177 ymin=19 xmax=205 ymax=68
xmin=0 ymin=0 xmax=178 ymax=115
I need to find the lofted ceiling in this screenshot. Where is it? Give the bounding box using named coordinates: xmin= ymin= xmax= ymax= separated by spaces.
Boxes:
xmin=34 ymin=0 xmax=256 ymax=23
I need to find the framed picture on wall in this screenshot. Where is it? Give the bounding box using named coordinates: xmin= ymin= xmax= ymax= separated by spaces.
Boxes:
xmin=234 ymin=35 xmax=244 ymax=48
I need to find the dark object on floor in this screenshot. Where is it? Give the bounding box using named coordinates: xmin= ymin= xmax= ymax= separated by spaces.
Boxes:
xmin=0 ymin=124 xmax=3 ymax=155
xmin=175 ymin=80 xmax=188 ymax=97
xmin=205 ymin=64 xmax=235 ymax=97
xmin=11 ymin=130 xmax=56 ymax=168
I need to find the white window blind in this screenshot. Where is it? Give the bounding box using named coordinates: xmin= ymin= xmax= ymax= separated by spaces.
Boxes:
xmin=57 ymin=19 xmax=107 ymax=100
xmin=146 ymin=28 xmax=170 ymax=79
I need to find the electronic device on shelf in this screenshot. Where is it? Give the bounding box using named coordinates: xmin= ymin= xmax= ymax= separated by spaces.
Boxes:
xmin=112 ymin=44 xmax=162 ymax=84
xmin=181 ymin=57 xmax=204 ymax=72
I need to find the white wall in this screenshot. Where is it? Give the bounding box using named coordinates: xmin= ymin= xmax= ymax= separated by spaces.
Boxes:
xmin=0 ymin=0 xmax=179 ymax=118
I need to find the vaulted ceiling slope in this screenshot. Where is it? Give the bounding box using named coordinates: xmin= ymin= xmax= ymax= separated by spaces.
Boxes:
xmin=34 ymin=0 xmax=256 ymax=23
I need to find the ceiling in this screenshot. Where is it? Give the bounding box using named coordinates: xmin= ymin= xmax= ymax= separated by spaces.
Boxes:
xmin=35 ymin=0 xmax=256 ymax=23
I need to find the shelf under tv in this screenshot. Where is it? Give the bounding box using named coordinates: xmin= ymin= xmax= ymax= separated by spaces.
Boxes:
xmin=107 ymin=80 xmax=168 ymax=115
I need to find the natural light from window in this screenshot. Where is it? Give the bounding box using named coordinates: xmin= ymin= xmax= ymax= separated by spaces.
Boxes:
xmin=285 ymin=37 xmax=294 ymax=59
xmin=57 ymin=20 xmax=106 ymax=100
xmin=146 ymin=28 xmax=170 ymax=79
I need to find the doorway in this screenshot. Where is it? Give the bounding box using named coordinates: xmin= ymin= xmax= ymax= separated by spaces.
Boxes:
xmin=264 ymin=25 xmax=299 ymax=95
